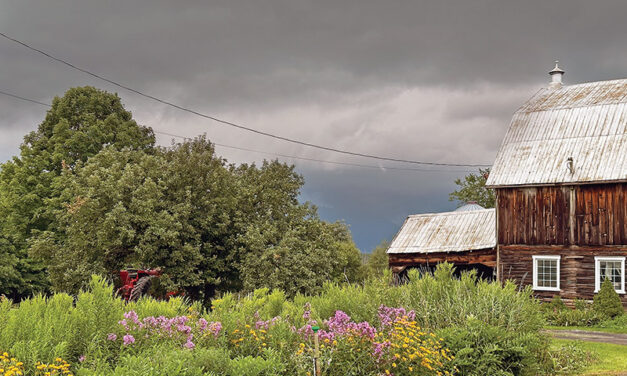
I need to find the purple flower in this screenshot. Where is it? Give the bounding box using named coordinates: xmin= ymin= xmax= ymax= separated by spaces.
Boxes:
xmin=198 ymin=318 xmax=208 ymax=331
xmin=78 ymin=355 xmax=86 ymax=363
xmin=209 ymin=322 xmax=222 ymax=337
xmin=124 ymin=310 xmax=140 ymax=324
xmin=107 ymin=333 xmax=117 ymax=341
xmin=183 ymin=339 xmax=195 ymax=349
xmin=123 ymin=334 xmax=135 ymax=345
xmin=303 ymin=302 xmax=312 ymax=320
xmin=378 ymin=305 xmax=415 ymax=328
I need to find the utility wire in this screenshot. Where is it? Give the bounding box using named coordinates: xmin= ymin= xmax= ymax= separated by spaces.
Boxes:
xmin=154 ymin=130 xmax=473 ymax=173
xmin=0 ymin=31 xmax=491 ymax=168
xmin=0 ymin=89 xmax=474 ymax=174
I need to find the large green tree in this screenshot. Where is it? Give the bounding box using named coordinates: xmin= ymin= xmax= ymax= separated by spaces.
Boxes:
xmin=29 ymin=136 xmax=362 ymax=301
xmin=0 ymin=87 xmax=155 ymax=299
xmin=30 ymin=138 xmax=239 ymax=300
xmin=448 ymin=168 xmax=495 ymax=208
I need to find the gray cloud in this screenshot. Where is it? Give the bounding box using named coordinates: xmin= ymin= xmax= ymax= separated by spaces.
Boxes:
xmin=2 ymin=0 xmax=627 ymax=251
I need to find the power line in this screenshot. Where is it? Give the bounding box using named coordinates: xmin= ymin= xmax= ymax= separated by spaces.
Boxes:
xmin=0 ymin=89 xmax=474 ymax=174
xmin=0 ymin=90 xmax=49 ymax=106
xmin=154 ymin=131 xmax=473 ymax=173
xmin=0 ymin=31 xmax=491 ymax=168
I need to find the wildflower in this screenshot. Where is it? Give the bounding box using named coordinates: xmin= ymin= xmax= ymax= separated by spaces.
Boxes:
xmin=123 ymin=334 xmax=135 ymax=345
xmin=78 ymin=355 xmax=85 ymax=363
xmin=107 ymin=333 xmax=117 ymax=341
xmin=183 ymin=340 xmax=195 ymax=349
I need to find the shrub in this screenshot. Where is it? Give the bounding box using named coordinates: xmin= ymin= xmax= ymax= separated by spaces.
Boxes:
xmin=543 ymin=306 xmax=604 ymax=327
xmin=438 ymin=316 xmax=548 ymax=376
xmin=546 ymin=342 xmax=596 ymax=375
xmin=593 ymin=278 xmax=624 ymax=318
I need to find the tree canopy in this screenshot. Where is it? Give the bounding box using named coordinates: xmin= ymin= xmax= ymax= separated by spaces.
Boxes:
xmin=0 ymin=87 xmax=155 ymax=299
xmin=448 ymin=168 xmax=495 ymax=208
xmin=1 ymin=86 xmax=362 ymax=301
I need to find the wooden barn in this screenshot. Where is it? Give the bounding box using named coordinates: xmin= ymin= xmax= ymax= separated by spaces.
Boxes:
xmin=387 ymin=203 xmax=496 ymax=278
xmin=486 ymin=63 xmax=627 ymax=305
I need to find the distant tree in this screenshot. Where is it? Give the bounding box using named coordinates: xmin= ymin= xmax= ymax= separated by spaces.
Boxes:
xmin=239 ymin=212 xmax=362 ymax=297
xmin=365 ymin=240 xmax=390 ymax=277
xmin=448 ymin=168 xmax=495 ymax=208
xmin=0 ymin=86 xmax=154 ymax=299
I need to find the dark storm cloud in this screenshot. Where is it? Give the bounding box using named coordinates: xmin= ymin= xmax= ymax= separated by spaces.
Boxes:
xmin=2 ymin=0 xmax=627 ymax=251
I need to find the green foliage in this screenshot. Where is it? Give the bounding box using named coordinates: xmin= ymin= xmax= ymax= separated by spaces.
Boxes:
xmin=438 ymin=316 xmax=547 ymax=376
xmin=546 ymin=342 xmax=596 ymax=375
xmin=23 ymin=119 xmax=360 ymax=300
xmin=0 ymin=87 xmax=155 ymax=299
xmin=1 ymin=267 xmax=552 ymax=375
xmin=30 ymin=138 xmax=239 ymax=300
xmin=449 ymin=167 xmax=495 ymax=208
xmin=364 ymin=240 xmax=389 ymax=277
xmin=542 ymin=296 xmax=606 ymax=327
xmin=593 ymin=278 xmax=625 ymax=318
xmin=239 ymin=215 xmax=362 ymax=297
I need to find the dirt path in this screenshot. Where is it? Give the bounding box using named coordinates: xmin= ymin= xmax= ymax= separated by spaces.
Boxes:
xmin=545 ymin=329 xmax=627 ymax=346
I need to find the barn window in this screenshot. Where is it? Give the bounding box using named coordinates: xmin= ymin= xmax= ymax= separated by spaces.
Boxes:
xmin=532 ymin=255 xmax=560 ymax=291
xmin=595 ymin=257 xmax=625 ymax=294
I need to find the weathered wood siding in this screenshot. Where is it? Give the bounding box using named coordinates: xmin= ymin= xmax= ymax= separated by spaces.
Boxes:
xmin=388 ymin=249 xmax=496 ymax=268
xmin=500 ymin=245 xmax=627 ymax=306
xmin=497 ymin=183 xmax=627 ymax=246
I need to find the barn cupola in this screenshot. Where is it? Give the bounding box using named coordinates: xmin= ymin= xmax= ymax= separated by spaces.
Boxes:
xmin=549 ymin=60 xmax=565 ymax=89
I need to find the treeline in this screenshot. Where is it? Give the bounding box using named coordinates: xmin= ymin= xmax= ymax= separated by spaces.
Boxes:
xmin=0 ymin=87 xmax=362 ymax=302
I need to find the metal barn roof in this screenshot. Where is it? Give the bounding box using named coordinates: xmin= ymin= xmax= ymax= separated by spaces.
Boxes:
xmin=387 ymin=209 xmax=496 ymax=254
xmin=454 ymin=202 xmax=485 ymax=212
xmin=486 ymin=78 xmax=627 ymax=187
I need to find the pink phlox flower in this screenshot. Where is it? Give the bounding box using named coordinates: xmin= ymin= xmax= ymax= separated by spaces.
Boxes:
xmin=209 ymin=322 xmax=222 ymax=337
xmin=183 ymin=339 xmax=195 ymax=349
xmin=124 ymin=310 xmax=140 ymax=324
xmin=198 ymin=318 xmax=208 ymax=331
xmin=107 ymin=333 xmax=117 ymax=341
xmin=123 ymin=334 xmax=135 ymax=345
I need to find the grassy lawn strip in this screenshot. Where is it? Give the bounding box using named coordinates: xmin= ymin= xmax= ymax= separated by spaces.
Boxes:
xmin=552 ymin=339 xmax=627 ymax=375
xmin=547 ymin=325 xmax=627 ymax=335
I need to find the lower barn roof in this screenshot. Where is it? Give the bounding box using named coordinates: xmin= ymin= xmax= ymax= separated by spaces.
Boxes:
xmin=387 ymin=209 xmax=496 ymax=254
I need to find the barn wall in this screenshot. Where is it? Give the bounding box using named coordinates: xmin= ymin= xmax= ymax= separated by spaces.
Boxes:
xmin=500 ymin=245 xmax=627 ymax=306
xmin=497 ymin=183 xmax=627 ymax=246
xmin=388 ymin=249 xmax=496 ymax=268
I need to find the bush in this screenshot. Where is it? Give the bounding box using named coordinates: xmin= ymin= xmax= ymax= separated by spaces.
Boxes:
xmin=593 ymin=278 xmax=624 ymax=319
xmin=547 ymin=342 xmax=596 ymax=375
xmin=543 ymin=306 xmax=604 ymax=327
xmin=438 ymin=316 xmax=548 ymax=376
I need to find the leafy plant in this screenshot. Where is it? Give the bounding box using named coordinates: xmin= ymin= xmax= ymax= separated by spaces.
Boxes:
xmin=593 ymin=278 xmax=624 ymax=319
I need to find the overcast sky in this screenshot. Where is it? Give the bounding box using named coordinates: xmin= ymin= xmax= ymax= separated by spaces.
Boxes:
xmin=2 ymin=0 xmax=627 ymax=252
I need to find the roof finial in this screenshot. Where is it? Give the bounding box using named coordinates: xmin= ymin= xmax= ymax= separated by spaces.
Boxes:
xmin=549 ymin=60 xmax=564 ymax=89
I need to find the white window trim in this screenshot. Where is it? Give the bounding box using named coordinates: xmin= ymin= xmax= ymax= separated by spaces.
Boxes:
xmin=532 ymin=255 xmax=561 ymax=292
xmin=594 ymin=256 xmax=626 ymax=294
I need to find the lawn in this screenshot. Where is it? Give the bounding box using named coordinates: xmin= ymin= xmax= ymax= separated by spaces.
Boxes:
xmin=552 ymin=339 xmax=627 ymax=375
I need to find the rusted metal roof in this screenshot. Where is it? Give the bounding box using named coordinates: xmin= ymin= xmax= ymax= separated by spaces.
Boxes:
xmin=387 ymin=209 xmax=495 ymax=254
xmin=486 ymin=79 xmax=627 ymax=187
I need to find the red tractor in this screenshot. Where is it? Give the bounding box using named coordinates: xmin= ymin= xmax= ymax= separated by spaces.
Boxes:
xmin=117 ymin=268 xmax=163 ymax=301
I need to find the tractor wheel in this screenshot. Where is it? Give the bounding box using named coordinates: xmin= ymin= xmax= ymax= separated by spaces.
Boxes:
xmin=129 ymin=275 xmax=155 ymax=301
